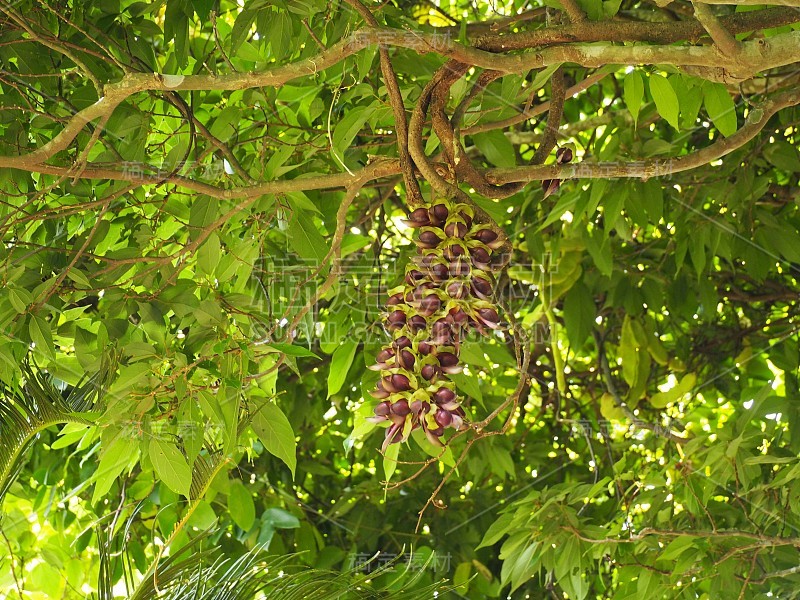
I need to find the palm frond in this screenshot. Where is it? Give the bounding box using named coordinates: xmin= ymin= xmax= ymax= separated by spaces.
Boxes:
xmin=0 ymin=353 xmax=117 ymax=503
xmin=126 ymin=537 xmax=451 ymax=600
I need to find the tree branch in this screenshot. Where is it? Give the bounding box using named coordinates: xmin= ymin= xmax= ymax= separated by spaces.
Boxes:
xmin=342 ymin=0 xmax=423 ymax=206
xmin=694 ymin=0 xmax=800 ymax=5
xmin=479 ymin=7 xmax=800 ymax=51
xmin=558 ymin=0 xmax=587 ymax=23
xmin=3 ymin=24 xmax=800 ymax=169
xmin=693 ymin=1 xmax=742 ymax=58
xmin=485 ymin=88 xmax=800 ymax=184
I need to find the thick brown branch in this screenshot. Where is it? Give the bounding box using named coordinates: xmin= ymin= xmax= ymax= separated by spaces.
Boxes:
xmin=4 ymin=25 xmax=800 ymax=168
xmin=531 ymin=67 xmax=566 ymax=165
xmin=695 ymin=0 xmax=800 ymax=5
xmin=480 ymin=7 xmax=800 ymax=51
xmin=0 ymin=88 xmax=797 ymax=199
xmin=485 ymin=89 xmax=800 ymax=184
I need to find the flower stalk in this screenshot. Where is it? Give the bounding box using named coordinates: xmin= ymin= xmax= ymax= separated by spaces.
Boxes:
xmin=369 ymin=198 xmax=505 ymax=451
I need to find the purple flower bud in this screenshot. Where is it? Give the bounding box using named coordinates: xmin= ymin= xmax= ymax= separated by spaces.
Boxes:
xmin=421 ymin=364 xmax=438 ymax=381
xmin=418 ymin=294 xmax=441 ymax=317
xmin=390 ymin=399 xmax=411 ymax=416
xmin=430 ymin=263 xmax=449 ymax=281
xmin=431 ymin=320 xmax=453 ymax=344
xmin=376 ymin=348 xmax=394 ymax=363
xmin=386 ymin=292 xmax=404 ymax=306
xmin=471 ymin=276 xmax=492 ymax=299
xmin=424 ymin=427 xmax=444 ymax=447
xmin=471 ymin=247 xmax=491 ymax=266
xmin=389 ymin=373 xmax=411 ymax=392
xmin=382 ymin=422 xmax=404 ymax=451
xmin=449 ymin=307 xmax=470 ymax=326
xmin=446 ymin=281 xmax=467 ymax=299
xmin=374 ymin=401 xmax=391 ymax=417
xmin=433 ymin=387 xmax=456 ymax=405
xmin=449 ymin=258 xmax=470 ymax=277
xmin=473 ymin=229 xmax=498 ymax=245
xmin=370 ymin=380 xmax=390 ymax=399
xmin=443 ymin=243 xmax=466 ymax=260
xmin=438 ymin=353 xmax=462 ymax=374
xmin=556 ymin=146 xmax=573 ymax=164
xmin=418 ymin=230 xmax=443 ymax=248
xmin=405 ymin=269 xmax=426 ymax=285
xmin=434 ymin=410 xmax=453 ymax=428
xmin=437 ymin=352 xmax=459 ymax=368
xmin=404 ymin=207 xmax=431 ymax=227
xmin=476 ymin=307 xmax=501 ymax=329
xmin=418 ymin=341 xmax=433 ymax=355
xmin=408 ymin=315 xmax=427 ymax=333
xmin=444 ymin=221 xmax=468 ymax=239
xmin=394 ymin=336 xmax=412 ymax=350
xmin=542 ymin=179 xmax=561 ymax=199
xmin=430 ymin=203 xmax=449 ymax=224
xmin=398 ymin=349 xmax=416 ymax=370
xmin=386 ymin=310 xmax=406 ymax=331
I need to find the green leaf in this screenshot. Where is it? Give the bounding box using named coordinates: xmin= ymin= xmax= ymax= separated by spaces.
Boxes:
xmin=149 ymin=438 xmax=192 ymax=497
xmin=327 ymin=338 xmax=358 ymax=398
xmin=286 ymin=210 xmax=329 ymax=263
xmin=228 ymin=480 xmax=256 ymax=531
xmin=450 ymin=372 xmax=484 ymax=407
xmin=649 ymin=73 xmax=680 ymax=130
xmin=231 ymin=9 xmax=257 ymax=55
xmin=703 ymin=83 xmax=737 ymax=137
xmin=650 ymin=373 xmax=696 ymax=408
xmin=264 ymin=342 xmax=320 ymax=359
xmin=620 ymin=316 xmax=640 ymax=388
xmin=197 ymin=232 xmax=221 ymax=276
xmin=623 ymin=71 xmax=644 ymax=124
xmin=344 ymin=401 xmax=378 ymax=455
xmin=356 ymin=47 xmax=377 ymax=81
xmin=764 ymin=140 xmax=800 ymax=172
xmin=7 ymin=287 xmax=32 ymax=313
xmin=29 ymin=315 xmax=55 ymax=361
xmin=189 ymin=195 xmax=217 ymax=229
xmin=383 ymin=440 xmax=400 ymax=482
xmin=562 ymin=281 xmax=594 ymax=351
xmin=473 ymin=130 xmax=516 ymax=168
xmin=332 ymin=106 xmax=372 ymax=162
xmin=92 ymin=428 xmax=139 ymax=504
xmin=477 ymin=511 xmax=514 ymax=549
xmin=252 ymin=402 xmax=297 ymax=478
xmin=266 ymin=9 xmax=293 ymax=60
xmin=583 ymin=228 xmax=613 ymax=277
xmin=262 ymin=507 xmax=300 ymax=529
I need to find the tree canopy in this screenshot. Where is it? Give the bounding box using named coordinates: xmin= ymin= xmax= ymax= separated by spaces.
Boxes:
xmin=1 ymin=0 xmax=800 ymax=598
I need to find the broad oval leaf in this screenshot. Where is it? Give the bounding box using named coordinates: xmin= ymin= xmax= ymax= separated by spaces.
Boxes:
xmin=149 ymin=438 xmax=192 ymax=498
xmin=649 ymin=73 xmax=680 ymax=131
xmin=252 ymin=402 xmax=297 ymax=478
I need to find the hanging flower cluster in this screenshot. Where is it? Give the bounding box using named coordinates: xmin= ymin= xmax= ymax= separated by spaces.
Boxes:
xmin=369 ymin=198 xmax=504 ymax=451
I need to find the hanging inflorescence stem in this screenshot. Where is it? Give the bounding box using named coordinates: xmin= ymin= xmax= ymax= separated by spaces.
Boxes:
xmin=368 ymin=198 xmax=506 ymax=451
